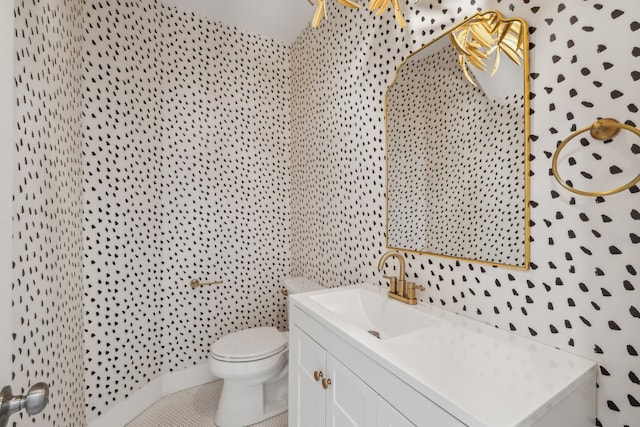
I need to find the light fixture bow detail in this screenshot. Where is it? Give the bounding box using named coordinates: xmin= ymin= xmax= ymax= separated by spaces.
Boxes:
xmin=449 ymin=11 xmax=526 ymax=86
xmin=308 ymin=0 xmax=410 ymax=29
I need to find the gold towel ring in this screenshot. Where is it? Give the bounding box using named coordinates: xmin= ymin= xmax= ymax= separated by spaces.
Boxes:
xmin=552 ymin=118 xmax=640 ymax=197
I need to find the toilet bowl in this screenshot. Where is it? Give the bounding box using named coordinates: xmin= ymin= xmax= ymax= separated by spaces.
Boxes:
xmin=209 ymin=278 xmax=322 ymax=427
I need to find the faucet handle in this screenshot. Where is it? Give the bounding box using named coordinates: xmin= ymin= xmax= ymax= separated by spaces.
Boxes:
xmin=406 ymin=282 xmax=425 ymax=301
xmin=383 ymin=275 xmax=398 ymax=293
xmin=408 ymin=283 xmax=425 ymax=292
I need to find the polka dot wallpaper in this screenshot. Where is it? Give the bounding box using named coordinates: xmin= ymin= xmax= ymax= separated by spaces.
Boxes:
xmin=82 ymin=1 xmax=164 ymax=419
xmin=10 ymin=0 xmax=640 ymax=426
xmin=159 ymin=5 xmax=291 ymax=373
xmin=291 ymin=1 xmax=639 ymax=426
xmin=13 ymin=0 xmax=86 ymax=426
xmin=82 ymin=0 xmax=291 ymax=419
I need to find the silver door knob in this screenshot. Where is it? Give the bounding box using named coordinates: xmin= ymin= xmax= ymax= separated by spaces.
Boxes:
xmin=0 ymin=382 xmax=49 ymax=427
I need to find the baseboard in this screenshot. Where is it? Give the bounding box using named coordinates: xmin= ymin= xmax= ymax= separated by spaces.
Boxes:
xmin=88 ymin=363 xmax=217 ymax=427
xmin=162 ymin=362 xmax=217 ymax=396
xmin=87 ymin=377 xmax=164 ymax=427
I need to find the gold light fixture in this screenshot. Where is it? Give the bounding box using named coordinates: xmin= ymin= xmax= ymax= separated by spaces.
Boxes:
xmin=308 ymin=0 xmax=409 ymax=29
xmin=449 ymin=11 xmax=525 ymax=86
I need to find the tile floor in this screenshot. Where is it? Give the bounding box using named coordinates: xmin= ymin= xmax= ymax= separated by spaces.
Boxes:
xmin=126 ymin=380 xmax=288 ymax=427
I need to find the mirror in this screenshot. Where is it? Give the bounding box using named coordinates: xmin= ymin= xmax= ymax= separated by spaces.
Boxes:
xmin=385 ymin=10 xmax=530 ymax=269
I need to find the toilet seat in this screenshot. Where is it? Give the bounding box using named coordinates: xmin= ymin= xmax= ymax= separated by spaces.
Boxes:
xmin=209 ymin=278 xmax=321 ymax=427
xmin=210 ymin=327 xmax=287 ymax=362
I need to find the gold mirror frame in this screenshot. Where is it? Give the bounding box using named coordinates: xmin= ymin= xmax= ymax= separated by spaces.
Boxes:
xmin=383 ymin=10 xmax=531 ymax=270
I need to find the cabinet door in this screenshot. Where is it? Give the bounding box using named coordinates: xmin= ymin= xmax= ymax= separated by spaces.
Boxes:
xmin=376 ymin=397 xmax=415 ymax=427
xmin=325 ymin=355 xmax=378 ymax=427
xmin=290 ymin=327 xmax=327 ymax=427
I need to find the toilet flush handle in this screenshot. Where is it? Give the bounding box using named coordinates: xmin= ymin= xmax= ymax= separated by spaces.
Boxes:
xmin=190 ymin=278 xmax=222 ymax=289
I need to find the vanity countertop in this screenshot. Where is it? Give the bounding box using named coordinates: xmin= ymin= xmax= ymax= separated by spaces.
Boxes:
xmin=290 ymin=283 xmax=597 ymax=427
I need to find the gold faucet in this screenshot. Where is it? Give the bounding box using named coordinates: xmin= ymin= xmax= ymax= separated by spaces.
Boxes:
xmin=377 ymin=251 xmax=406 ymax=296
xmin=377 ymin=251 xmax=425 ymax=305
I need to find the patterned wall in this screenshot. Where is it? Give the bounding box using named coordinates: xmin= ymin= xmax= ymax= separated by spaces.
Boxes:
xmin=82 ymin=1 xmax=164 ymax=419
xmin=12 ymin=0 xmax=638 ymax=425
xmin=290 ymin=1 xmax=639 ymax=426
xmin=82 ymin=0 xmax=291 ymax=418
xmin=160 ymin=6 xmax=291 ymax=373
xmin=387 ymin=44 xmax=525 ymax=265
xmin=13 ymin=0 xmax=86 ymax=426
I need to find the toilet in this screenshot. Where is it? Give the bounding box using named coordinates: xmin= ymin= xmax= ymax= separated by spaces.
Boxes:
xmin=209 ymin=277 xmax=323 ymax=427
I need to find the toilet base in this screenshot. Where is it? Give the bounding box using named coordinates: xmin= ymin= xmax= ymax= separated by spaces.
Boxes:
xmin=214 ymin=360 xmax=288 ymax=427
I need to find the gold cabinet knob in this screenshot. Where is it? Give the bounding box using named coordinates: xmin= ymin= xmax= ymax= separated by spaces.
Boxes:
xmin=313 ymin=370 xmax=323 ymax=381
xmin=321 ymin=378 xmax=332 ymax=389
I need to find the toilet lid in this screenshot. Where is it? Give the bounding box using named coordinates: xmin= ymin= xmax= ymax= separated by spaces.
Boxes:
xmin=211 ymin=327 xmax=287 ymax=361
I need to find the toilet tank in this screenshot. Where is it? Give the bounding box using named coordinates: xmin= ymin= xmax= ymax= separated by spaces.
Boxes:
xmin=283 ymin=277 xmax=323 ymax=330
xmin=283 ymin=277 xmax=323 ymax=295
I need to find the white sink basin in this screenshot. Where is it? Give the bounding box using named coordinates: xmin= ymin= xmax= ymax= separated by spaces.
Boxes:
xmin=308 ymin=288 xmax=439 ymax=339
xmin=291 ymin=284 xmax=598 ymax=427
xmin=289 ymin=284 xmax=596 ymax=427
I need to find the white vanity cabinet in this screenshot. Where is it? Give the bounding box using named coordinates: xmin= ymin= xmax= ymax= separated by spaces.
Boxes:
xmin=289 ymin=305 xmax=465 ymax=427
xmin=289 ymin=285 xmax=597 ymax=427
xmin=290 ymin=325 xmax=415 ymax=427
xmin=289 ymin=327 xmax=326 ymax=426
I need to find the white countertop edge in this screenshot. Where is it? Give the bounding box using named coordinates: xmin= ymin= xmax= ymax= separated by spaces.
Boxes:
xmin=290 ymin=283 xmax=598 ymax=427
